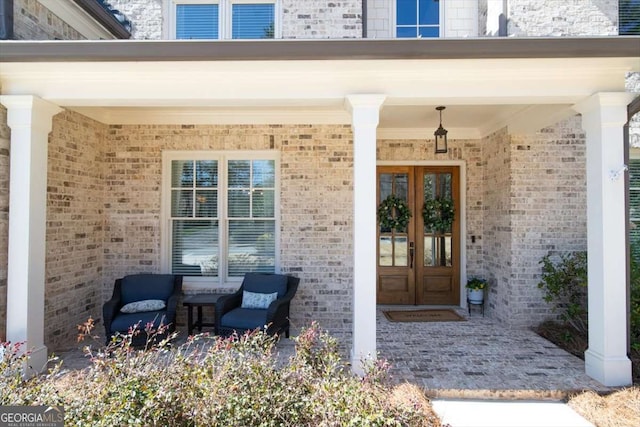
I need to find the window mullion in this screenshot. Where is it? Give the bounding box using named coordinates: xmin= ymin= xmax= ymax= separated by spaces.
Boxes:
xmin=220 ymin=157 xmax=228 ymax=282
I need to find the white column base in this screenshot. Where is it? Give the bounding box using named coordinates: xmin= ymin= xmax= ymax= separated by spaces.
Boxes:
xmin=23 ymin=345 xmax=49 ymax=377
xmin=351 ymin=350 xmax=375 ymax=377
xmin=585 ymin=349 xmax=632 ymax=387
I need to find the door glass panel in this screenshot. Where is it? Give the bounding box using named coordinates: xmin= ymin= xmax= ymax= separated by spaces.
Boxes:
xmin=378 ymin=172 xmax=410 ymax=266
xmin=423 ymin=171 xmax=454 ymax=266
xmin=379 ymin=236 xmax=393 ymax=266
xmin=424 ymin=173 xmax=436 ymax=198
xmin=439 ymin=173 xmax=452 ymax=199
xmin=394 ymin=236 xmax=408 ymax=266
xmin=424 ymin=235 xmax=452 ymax=267
xmin=395 ymin=174 xmax=408 ymax=201
xmin=379 ymin=174 xmax=393 ymax=200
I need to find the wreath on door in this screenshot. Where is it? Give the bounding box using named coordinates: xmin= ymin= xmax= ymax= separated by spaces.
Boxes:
xmin=377 ymin=194 xmax=412 ymax=232
xmin=423 ymin=197 xmax=455 ymax=232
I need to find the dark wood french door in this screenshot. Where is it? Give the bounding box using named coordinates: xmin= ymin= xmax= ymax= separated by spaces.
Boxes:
xmin=376 ymin=166 xmax=460 ymax=305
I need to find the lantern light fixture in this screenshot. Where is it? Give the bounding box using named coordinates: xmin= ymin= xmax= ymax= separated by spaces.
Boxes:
xmin=434 ymin=106 xmax=448 ymax=154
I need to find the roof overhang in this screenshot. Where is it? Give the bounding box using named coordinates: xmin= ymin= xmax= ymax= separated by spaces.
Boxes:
xmin=1 ymin=38 xmax=638 ymax=138
xmin=38 ymin=0 xmax=131 ymax=40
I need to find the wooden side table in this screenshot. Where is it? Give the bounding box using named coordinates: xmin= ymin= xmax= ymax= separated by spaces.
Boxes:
xmin=183 ymin=294 xmax=224 ymax=335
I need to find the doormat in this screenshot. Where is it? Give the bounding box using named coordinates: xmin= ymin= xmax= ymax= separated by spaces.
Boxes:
xmin=383 ymin=309 xmax=465 ymax=322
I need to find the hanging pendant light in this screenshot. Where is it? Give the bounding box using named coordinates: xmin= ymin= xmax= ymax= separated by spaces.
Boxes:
xmin=434 ymin=106 xmax=448 ymax=154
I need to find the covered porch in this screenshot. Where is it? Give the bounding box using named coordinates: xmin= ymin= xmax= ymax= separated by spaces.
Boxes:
xmin=0 ymin=37 xmax=638 ymax=386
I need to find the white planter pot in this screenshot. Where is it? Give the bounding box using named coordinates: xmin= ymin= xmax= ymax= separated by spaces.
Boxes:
xmin=468 ymin=288 xmax=484 ymax=304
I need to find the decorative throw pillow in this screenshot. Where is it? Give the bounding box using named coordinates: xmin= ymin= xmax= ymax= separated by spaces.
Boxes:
xmin=241 ymin=291 xmax=278 ymax=310
xmin=120 ymin=299 xmax=166 ymax=314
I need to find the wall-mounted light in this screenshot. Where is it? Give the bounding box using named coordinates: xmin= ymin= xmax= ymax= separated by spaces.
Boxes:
xmin=434 ymin=106 xmax=448 ymax=154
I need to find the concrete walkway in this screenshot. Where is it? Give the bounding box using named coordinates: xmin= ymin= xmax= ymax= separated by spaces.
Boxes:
xmin=431 ymin=399 xmax=594 ymax=427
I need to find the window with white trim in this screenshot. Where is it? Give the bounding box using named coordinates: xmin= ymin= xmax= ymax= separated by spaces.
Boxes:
xmin=396 ymin=0 xmax=441 ymax=38
xmin=162 ymin=152 xmax=279 ymax=285
xmin=630 ymin=158 xmax=640 ymax=257
xmin=171 ymin=0 xmax=278 ymax=40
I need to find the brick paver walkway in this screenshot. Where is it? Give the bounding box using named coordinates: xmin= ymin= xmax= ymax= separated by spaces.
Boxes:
xmin=376 ymin=306 xmax=609 ymax=399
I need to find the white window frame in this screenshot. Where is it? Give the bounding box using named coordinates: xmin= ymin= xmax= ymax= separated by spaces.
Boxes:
xmin=161 ymin=150 xmax=281 ymax=290
xmin=630 ymin=151 xmax=640 ymax=223
xmin=393 ymin=0 xmax=444 ymax=38
xmin=166 ymin=0 xmax=281 ymax=40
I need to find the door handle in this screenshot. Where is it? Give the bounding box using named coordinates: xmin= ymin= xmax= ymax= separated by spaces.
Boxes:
xmin=409 ymin=241 xmax=414 ymax=269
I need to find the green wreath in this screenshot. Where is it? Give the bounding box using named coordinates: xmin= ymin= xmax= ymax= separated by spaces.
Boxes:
xmin=377 ymin=194 xmax=412 ymax=232
xmin=423 ymin=197 xmax=455 ymax=232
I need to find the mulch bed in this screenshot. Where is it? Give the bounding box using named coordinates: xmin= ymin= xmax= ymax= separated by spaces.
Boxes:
xmin=535 ymin=320 xmax=640 ymax=385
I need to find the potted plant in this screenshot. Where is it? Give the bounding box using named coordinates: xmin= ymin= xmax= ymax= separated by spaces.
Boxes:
xmin=466 ymin=277 xmax=488 ymax=304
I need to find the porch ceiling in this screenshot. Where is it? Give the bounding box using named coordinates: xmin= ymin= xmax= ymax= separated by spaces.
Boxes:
xmin=1 ymin=38 xmax=638 ymax=138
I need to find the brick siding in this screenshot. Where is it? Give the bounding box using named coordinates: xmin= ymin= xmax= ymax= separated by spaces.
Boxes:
xmin=0 ymin=107 xmax=9 ymax=341
xmin=13 ymin=0 xmax=86 ymax=40
xmin=482 ymin=127 xmax=513 ymax=323
xmin=45 ymin=111 xmax=106 ymax=348
xmin=482 ymin=118 xmax=587 ymax=327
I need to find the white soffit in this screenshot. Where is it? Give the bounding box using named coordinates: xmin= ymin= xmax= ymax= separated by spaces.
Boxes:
xmin=1 ymin=56 xmax=637 ymax=136
xmin=1 ymin=57 xmax=636 ymax=105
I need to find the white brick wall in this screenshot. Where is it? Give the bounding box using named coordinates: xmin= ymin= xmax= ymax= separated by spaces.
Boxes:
xmin=282 ymin=1 xmax=362 ymax=38
xmin=367 ymin=0 xmax=392 ymax=38
xmin=443 ymin=0 xmax=478 ymax=37
xmin=105 ymin=0 xmax=164 ymax=39
xmin=507 ymin=0 xmax=618 ymax=36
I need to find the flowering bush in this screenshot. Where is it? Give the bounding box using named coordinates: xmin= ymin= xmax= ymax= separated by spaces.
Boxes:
xmin=0 ymin=320 xmax=442 ymax=427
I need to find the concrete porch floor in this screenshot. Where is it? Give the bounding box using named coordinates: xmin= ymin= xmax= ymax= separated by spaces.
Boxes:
xmin=55 ymin=306 xmax=610 ymax=399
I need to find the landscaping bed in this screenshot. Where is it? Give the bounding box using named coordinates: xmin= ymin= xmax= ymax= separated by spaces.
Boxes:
xmin=535 ymin=320 xmax=640 ymax=385
xmin=1 ymin=321 xmax=442 ymax=427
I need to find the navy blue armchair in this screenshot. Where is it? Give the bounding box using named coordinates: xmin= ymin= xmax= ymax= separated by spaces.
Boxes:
xmin=215 ymin=273 xmax=299 ymax=338
xmin=103 ymin=274 xmax=182 ymax=346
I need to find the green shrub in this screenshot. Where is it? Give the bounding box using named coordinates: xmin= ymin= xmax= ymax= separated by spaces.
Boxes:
xmin=538 ymin=246 xmax=640 ymax=350
xmin=1 ymin=320 xmax=440 ymax=427
xmin=538 ymin=251 xmax=588 ymax=335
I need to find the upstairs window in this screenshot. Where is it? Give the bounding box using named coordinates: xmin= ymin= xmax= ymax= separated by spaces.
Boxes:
xmin=619 ymin=0 xmax=640 ymax=35
xmin=172 ymin=0 xmax=278 ymax=40
xmin=396 ymin=0 xmax=441 ymax=38
xmin=176 ymin=3 xmax=219 ymax=39
xmin=232 ymin=3 xmax=275 ymax=39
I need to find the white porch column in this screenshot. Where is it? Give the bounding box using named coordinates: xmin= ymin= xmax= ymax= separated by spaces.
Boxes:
xmin=573 ymin=92 xmax=634 ymax=386
xmin=0 ymin=95 xmax=61 ymax=374
xmin=345 ymin=94 xmax=385 ymax=375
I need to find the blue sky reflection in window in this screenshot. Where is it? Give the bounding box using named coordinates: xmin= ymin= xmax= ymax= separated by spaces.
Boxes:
xmin=232 ymin=4 xmax=275 ymax=39
xmin=176 ymin=4 xmax=219 ymax=39
xmin=396 ymin=0 xmax=440 ymax=38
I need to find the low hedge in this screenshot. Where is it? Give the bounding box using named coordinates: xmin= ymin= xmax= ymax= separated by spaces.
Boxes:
xmin=1 ymin=320 xmax=440 ymax=427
